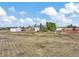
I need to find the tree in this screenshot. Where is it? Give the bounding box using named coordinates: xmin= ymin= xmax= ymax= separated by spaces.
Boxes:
xmin=40 ymin=23 xmax=43 ymax=31
xmin=21 ymin=26 xmax=25 ymax=31
xmin=67 ymin=24 xmax=73 ymax=28
xmin=73 ymin=26 xmax=76 ymax=31
xmin=67 ymin=24 xmax=77 ymax=31
xmin=39 ymin=23 xmax=48 ymax=32
xmin=46 ymin=22 xmax=56 ymax=31
xmin=34 ymin=24 xmax=37 ymax=27
xmin=42 ymin=26 xmax=48 ymax=32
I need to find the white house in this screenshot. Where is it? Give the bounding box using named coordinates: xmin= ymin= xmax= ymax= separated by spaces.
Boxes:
xmin=34 ymin=27 xmax=40 ymax=32
xmin=10 ymin=27 xmax=22 ymax=32
xmin=56 ymin=28 xmax=62 ymax=31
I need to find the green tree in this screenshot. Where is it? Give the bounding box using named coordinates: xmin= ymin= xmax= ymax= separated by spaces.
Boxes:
xmin=46 ymin=22 xmax=56 ymax=31
xmin=67 ymin=24 xmax=73 ymax=28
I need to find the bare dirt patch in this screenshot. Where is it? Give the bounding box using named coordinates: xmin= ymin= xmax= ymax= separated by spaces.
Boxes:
xmin=0 ymin=31 xmax=79 ymax=56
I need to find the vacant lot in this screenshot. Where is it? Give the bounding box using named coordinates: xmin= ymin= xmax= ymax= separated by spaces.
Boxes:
xmin=0 ymin=30 xmax=79 ymax=57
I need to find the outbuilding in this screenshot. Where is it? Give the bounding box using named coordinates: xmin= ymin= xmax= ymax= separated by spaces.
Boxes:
xmin=10 ymin=27 xmax=22 ymax=32
xmin=34 ymin=27 xmax=40 ymax=32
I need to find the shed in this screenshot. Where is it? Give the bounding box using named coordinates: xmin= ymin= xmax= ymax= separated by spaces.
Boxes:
xmin=34 ymin=27 xmax=40 ymax=32
xmin=10 ymin=27 xmax=22 ymax=32
xmin=56 ymin=28 xmax=62 ymax=31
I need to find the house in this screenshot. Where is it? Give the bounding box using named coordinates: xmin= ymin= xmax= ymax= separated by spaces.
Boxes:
xmin=10 ymin=27 xmax=22 ymax=32
xmin=72 ymin=27 xmax=79 ymax=33
xmin=56 ymin=27 xmax=62 ymax=32
xmin=62 ymin=28 xmax=73 ymax=32
xmin=61 ymin=27 xmax=79 ymax=33
xmin=34 ymin=27 xmax=40 ymax=32
xmin=55 ymin=26 xmax=79 ymax=34
xmin=73 ymin=27 xmax=79 ymax=31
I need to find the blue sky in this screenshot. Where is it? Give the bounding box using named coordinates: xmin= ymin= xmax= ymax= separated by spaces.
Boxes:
xmin=0 ymin=2 xmax=67 ymax=18
xmin=0 ymin=2 xmax=79 ymax=27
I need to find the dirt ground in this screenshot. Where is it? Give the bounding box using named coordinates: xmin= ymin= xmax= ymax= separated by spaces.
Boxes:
xmin=0 ymin=30 xmax=79 ymax=57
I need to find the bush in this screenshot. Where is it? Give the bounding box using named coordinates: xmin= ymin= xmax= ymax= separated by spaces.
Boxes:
xmin=46 ymin=22 xmax=56 ymax=31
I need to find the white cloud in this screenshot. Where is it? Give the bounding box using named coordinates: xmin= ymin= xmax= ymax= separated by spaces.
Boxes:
xmin=59 ymin=2 xmax=79 ymax=14
xmin=40 ymin=19 xmax=46 ymax=25
xmin=41 ymin=7 xmax=57 ymax=16
xmin=41 ymin=6 xmax=73 ymax=26
xmin=41 ymin=3 xmax=79 ymax=27
xmin=0 ymin=7 xmax=7 ymax=16
xmin=19 ymin=18 xmax=35 ymax=26
xmin=68 ymin=14 xmax=79 ymax=19
xmin=0 ymin=3 xmax=79 ymax=27
xmin=25 ymin=18 xmax=34 ymax=24
xmin=8 ymin=7 xmax=27 ymax=17
xmin=3 ymin=16 xmax=17 ymax=23
xmin=19 ymin=11 xmax=27 ymax=16
xmin=19 ymin=18 xmax=25 ymax=23
xmin=0 ymin=7 xmax=47 ymax=27
xmin=54 ymin=14 xmax=72 ymax=26
xmin=8 ymin=16 xmax=17 ymax=21
xmin=34 ymin=18 xmax=47 ymax=25
xmin=65 ymin=2 xmax=76 ymax=10
xmin=19 ymin=18 xmax=47 ymax=26
xmin=8 ymin=7 xmax=16 ymax=12
xmin=59 ymin=8 xmax=73 ymax=14
xmin=0 ymin=7 xmax=17 ymax=27
xmin=0 ymin=6 xmax=35 ymax=27
xmin=0 ymin=7 xmax=18 ymax=27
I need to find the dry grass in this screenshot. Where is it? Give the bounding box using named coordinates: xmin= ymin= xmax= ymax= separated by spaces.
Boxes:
xmin=0 ymin=30 xmax=79 ymax=56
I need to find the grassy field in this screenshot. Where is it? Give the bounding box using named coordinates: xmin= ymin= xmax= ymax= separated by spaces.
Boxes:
xmin=0 ymin=30 xmax=79 ymax=57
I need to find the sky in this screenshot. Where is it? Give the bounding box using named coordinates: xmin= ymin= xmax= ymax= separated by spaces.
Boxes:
xmin=0 ymin=2 xmax=79 ymax=27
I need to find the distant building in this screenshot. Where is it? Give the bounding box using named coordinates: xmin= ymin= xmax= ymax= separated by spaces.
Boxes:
xmin=25 ymin=27 xmax=34 ymax=32
xmin=34 ymin=27 xmax=40 ymax=32
xmin=56 ymin=28 xmax=62 ymax=31
xmin=62 ymin=28 xmax=73 ymax=32
xmin=61 ymin=27 xmax=79 ymax=33
xmin=10 ymin=27 xmax=22 ymax=32
xmin=73 ymin=27 xmax=79 ymax=31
